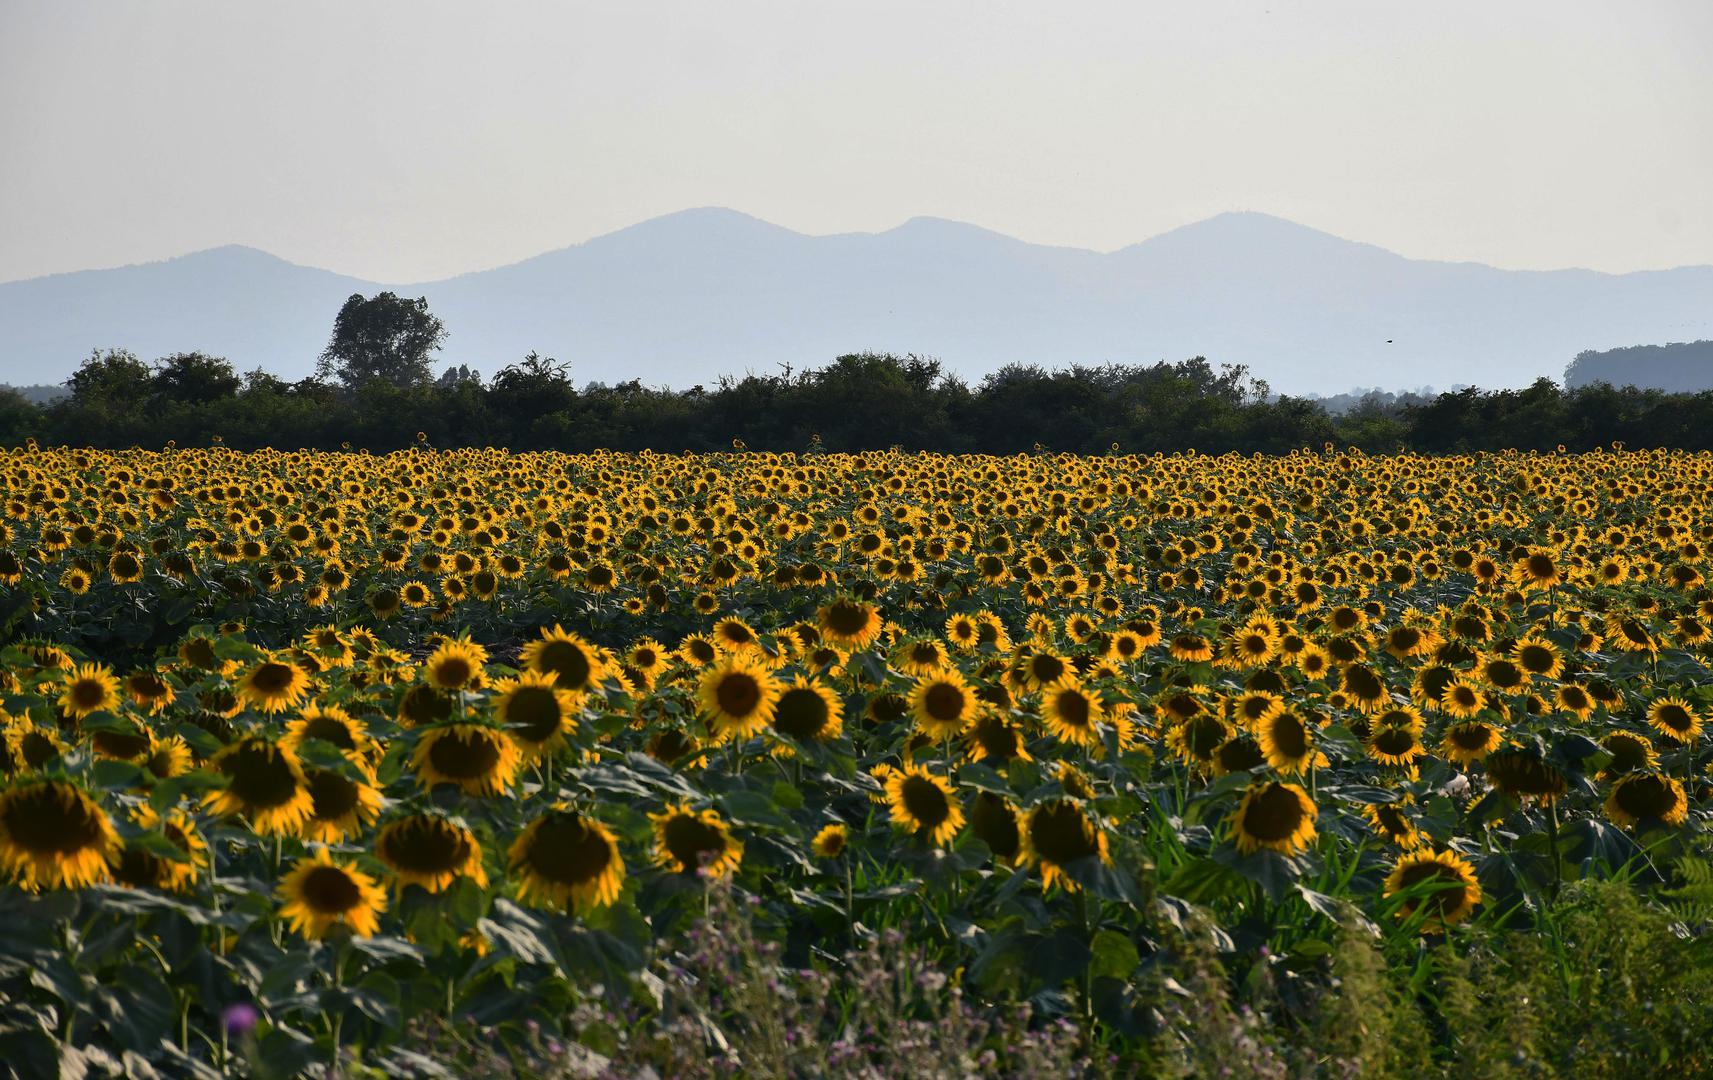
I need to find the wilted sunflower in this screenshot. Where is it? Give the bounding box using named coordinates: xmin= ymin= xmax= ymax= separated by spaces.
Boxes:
xmin=236 ymin=654 xmax=312 ymax=714
xmin=522 ymin=625 xmax=609 ymax=696
xmin=58 ymin=662 xmax=120 ymax=719
xmin=205 ymin=736 xmax=314 ymax=836
xmin=1041 ymin=681 xmax=1104 ymax=748
xmin=811 ymin=822 xmax=849 ymax=859
xmin=1019 ymin=798 xmax=1110 ymax=892
xmin=1384 ymin=849 xmax=1481 ymax=929
xmin=697 ymin=654 xmax=783 ymax=742
xmin=1604 ymin=772 xmax=1688 ymax=829
xmin=376 ymin=813 xmax=488 ymax=892
xmin=1647 ymin=696 xmax=1703 ymax=744
xmin=509 ymin=807 xmax=625 ymax=911
xmin=412 ymin=723 xmax=522 ymax=797
xmin=909 ymin=670 xmax=978 ymax=740
xmin=423 ymin=638 xmax=488 ymax=691
xmin=1228 ymin=781 xmax=1317 ymax=856
xmin=770 ymin=676 xmax=845 ymax=744
xmin=885 ymin=764 xmax=964 ymax=846
xmin=0 ymin=779 xmax=120 ymax=890
xmin=651 ymin=803 xmax=743 ymax=878
xmin=277 ymin=849 xmax=387 ymax=939
xmin=1484 ymin=748 xmax=1567 ymax=804
xmin=493 ymin=671 xmax=579 ymax=757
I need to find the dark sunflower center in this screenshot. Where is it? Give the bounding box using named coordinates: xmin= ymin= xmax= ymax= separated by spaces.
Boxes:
xmin=1052 ymin=690 xmax=1093 ymax=729
xmin=382 ymin=818 xmax=468 ymax=872
xmin=526 ymin=816 xmax=612 ymax=884
xmin=1183 ymin=716 xmax=1227 ymax=757
xmin=1614 ymin=776 xmax=1678 ymax=820
xmin=250 ymin=663 xmax=296 ymax=695
xmin=1 ymin=786 xmax=104 ymax=854
xmin=1241 ymin=785 xmax=1307 ymax=842
xmin=1371 ymin=728 xmax=1417 ymax=756
xmin=300 ymin=865 xmax=363 ymax=913
xmin=433 ymin=658 xmax=473 ymax=687
xmin=301 ymin=717 xmax=356 ymax=750
xmin=506 ymin=687 xmax=565 ymax=743
xmin=1448 ymin=724 xmax=1494 ymax=750
xmin=774 ymin=688 xmax=831 ymax=739
xmin=824 ymin=603 xmax=871 ymax=636
xmin=1656 ymin=705 xmax=1693 ymax=731
xmin=662 ymin=815 xmax=727 ymax=870
xmin=427 ymin=730 xmax=502 ymax=780
xmin=308 ymin=770 xmax=362 ymax=819
xmin=715 ymin=673 xmax=762 ymax=717
xmin=973 ymin=718 xmax=1018 ymax=760
xmin=1344 ymin=665 xmax=1384 ymax=700
xmin=223 ymin=744 xmax=303 ymax=808
xmin=1269 ymin=716 xmax=1309 ymax=757
xmin=92 ymin=730 xmax=151 ymax=760
xmin=113 ymin=846 xmax=168 ymax=888
xmin=69 ymin=679 xmax=109 ymax=710
xmin=1527 ymin=554 xmax=1555 ymax=578
xmin=401 ymin=687 xmax=454 ymax=726
xmin=971 ymin=793 xmax=1020 ymax=857
xmin=538 ymin=641 xmax=592 ymax=688
xmin=923 ymin=682 xmax=966 ymax=722
xmin=1029 ymin=801 xmax=1099 ymax=864
xmin=900 ymin=776 xmax=950 ymax=828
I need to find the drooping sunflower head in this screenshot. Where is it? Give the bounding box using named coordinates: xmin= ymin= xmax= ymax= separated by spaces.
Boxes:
xmin=1605 ymin=772 xmax=1688 ymax=830
xmin=509 ymin=808 xmax=625 ymax=911
xmin=277 ymin=849 xmax=387 ymax=940
xmin=651 ymin=803 xmax=743 ymax=878
xmin=1019 ymin=798 xmax=1109 ymax=892
xmin=302 ymin=764 xmax=384 ymax=843
xmin=376 ymin=813 xmax=487 ymax=893
xmin=1229 ymin=781 xmax=1318 ymax=856
xmin=1484 ymin=748 xmax=1567 ymax=804
xmin=0 ymin=779 xmax=120 ymax=890
xmin=1384 ymin=849 xmax=1481 ymax=930
xmin=963 ymin=713 xmax=1030 ymax=767
xmin=884 ymin=765 xmax=964 ymax=846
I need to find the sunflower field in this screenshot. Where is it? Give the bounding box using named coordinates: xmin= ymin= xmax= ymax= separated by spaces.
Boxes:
xmin=4 ymin=444 xmax=1713 ymax=1076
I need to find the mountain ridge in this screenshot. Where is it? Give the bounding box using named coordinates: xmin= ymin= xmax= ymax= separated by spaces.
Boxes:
xmin=3 ymin=209 xmax=1709 ymax=394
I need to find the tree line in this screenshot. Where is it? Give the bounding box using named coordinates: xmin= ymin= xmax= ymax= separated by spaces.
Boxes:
xmin=3 ymin=291 xmax=1710 ymax=454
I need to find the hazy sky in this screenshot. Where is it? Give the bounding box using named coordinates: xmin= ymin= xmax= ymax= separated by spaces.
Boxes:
xmin=3 ymin=0 xmax=1710 ymax=284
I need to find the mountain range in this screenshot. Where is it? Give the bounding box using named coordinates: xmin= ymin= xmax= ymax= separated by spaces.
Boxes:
xmin=3 ymin=208 xmax=1710 ymax=395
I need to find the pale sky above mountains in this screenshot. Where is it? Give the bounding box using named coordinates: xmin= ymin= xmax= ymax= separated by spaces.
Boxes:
xmin=2 ymin=0 xmax=1710 ymax=285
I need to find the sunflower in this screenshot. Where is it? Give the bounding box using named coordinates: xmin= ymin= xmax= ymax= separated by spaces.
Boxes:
xmin=712 ymin=616 xmax=761 ymax=653
xmin=811 ymin=823 xmax=849 ymax=859
xmin=1555 ymin=683 xmax=1597 ymax=721
xmin=1484 ymin=749 xmax=1567 ymax=804
xmin=1598 ymin=730 xmax=1658 ymax=780
xmin=1211 ymin=736 xmax=1266 ymax=775
xmin=817 ymin=597 xmax=884 ymax=651
xmin=376 ymin=813 xmax=488 ymax=892
xmin=110 ymin=806 xmax=206 ymax=893
xmin=58 ymin=662 xmax=121 ymax=719
xmin=140 ymin=733 xmax=193 ymax=780
xmin=1384 ymin=849 xmax=1481 ymax=929
xmin=1040 ymin=681 xmax=1104 ymax=748
xmin=884 ymin=765 xmax=964 ymax=846
xmin=1165 ymin=714 xmax=1235 ymax=770
xmin=1232 ymin=690 xmax=1286 ymax=730
xmin=944 ymin=613 xmax=981 ymax=652
xmin=412 ymin=723 xmax=523 ymax=796
xmin=964 ymin=713 xmax=1031 ymax=766
xmin=1168 ymin=633 xmax=1215 ymax=663
xmin=283 ymin=702 xmax=376 ymax=763
xmin=236 ymin=654 xmax=313 ymax=714
xmin=1339 ymin=664 xmax=1391 ymax=713
xmin=1228 ymin=781 xmax=1317 ymax=856
xmin=509 ymin=807 xmax=626 ymax=911
xmin=122 ymin=669 xmax=176 ymax=714
xmin=522 ymin=624 xmax=609 ymax=695
xmin=1367 ymin=725 xmax=1426 ymax=769
xmin=277 ymin=849 xmax=387 ymax=939
xmin=0 ymin=779 xmax=120 ymax=890
xmin=493 ymin=671 xmax=579 ymax=757
xmin=1604 ymin=772 xmax=1689 ymax=829
xmin=205 ymin=737 xmax=315 ymax=836
xmin=1018 ymin=798 xmax=1110 ymax=891
xmin=1439 ymin=679 xmax=1488 ymax=720
xmin=770 ymin=677 xmax=845 ymax=744
xmin=1259 ymin=709 xmax=1327 ymax=774
xmin=1362 ymin=799 xmax=1424 ymax=850
xmin=893 ymin=638 xmax=951 ymax=677
xmin=697 ymin=654 xmax=783 ymax=743
xmin=651 ymin=803 xmax=744 ymax=878
xmin=1511 ymin=636 xmax=1563 ymax=680
xmin=1440 ymin=721 xmax=1503 ymax=766
xmin=302 ymin=765 xmax=384 ymax=843
xmin=1647 ymin=696 xmax=1703 ymax=744
xmin=909 ymin=670 xmax=978 ymax=741
xmin=423 ymin=638 xmax=488 ymax=691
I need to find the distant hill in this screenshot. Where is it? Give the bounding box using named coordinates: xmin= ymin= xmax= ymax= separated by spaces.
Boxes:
xmin=1565 ymin=340 xmax=1713 ymax=392
xmin=2 ymin=209 xmax=1711 ymax=395
xmin=1 ymin=384 xmax=66 ymax=405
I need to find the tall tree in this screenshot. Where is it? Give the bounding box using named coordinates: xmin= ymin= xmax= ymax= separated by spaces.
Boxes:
xmin=153 ymin=352 xmax=241 ymax=403
xmin=317 ymin=293 xmax=447 ymax=391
